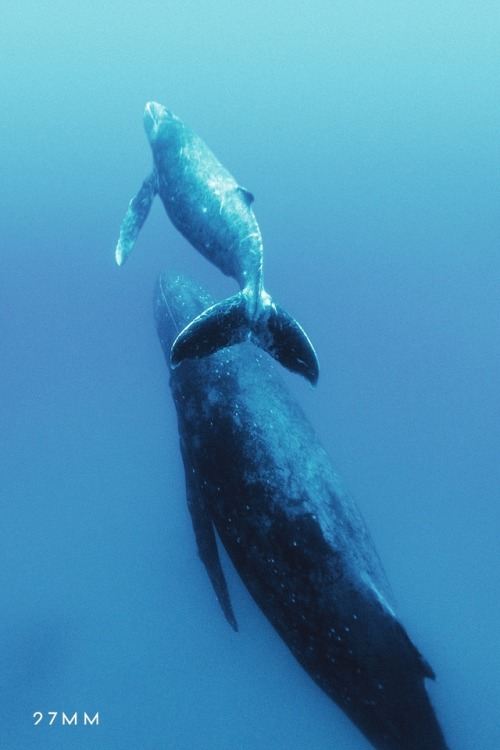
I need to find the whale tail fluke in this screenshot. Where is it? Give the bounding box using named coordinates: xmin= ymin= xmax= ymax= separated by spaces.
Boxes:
xmin=252 ymin=300 xmax=319 ymax=386
xmin=171 ymin=292 xmax=319 ymax=386
xmin=170 ymin=293 xmax=250 ymax=366
xmin=115 ymin=171 xmax=158 ymax=266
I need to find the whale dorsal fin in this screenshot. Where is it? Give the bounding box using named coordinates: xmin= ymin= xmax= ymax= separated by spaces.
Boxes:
xmin=184 ymin=462 xmax=238 ymax=631
xmin=237 ymin=185 xmax=254 ymax=205
xmin=115 ymin=170 xmax=158 ymax=265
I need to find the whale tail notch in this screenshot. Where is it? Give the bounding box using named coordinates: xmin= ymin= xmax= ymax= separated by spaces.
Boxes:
xmin=170 ymin=292 xmax=319 ymax=386
xmin=115 ymin=171 xmax=158 ymax=266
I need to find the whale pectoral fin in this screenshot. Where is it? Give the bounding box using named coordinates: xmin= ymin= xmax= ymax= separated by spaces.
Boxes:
xmin=115 ymin=171 xmax=158 ymax=265
xmin=170 ymin=293 xmax=249 ymax=367
xmin=252 ymin=302 xmax=320 ymax=386
xmin=184 ymin=466 xmax=238 ymax=631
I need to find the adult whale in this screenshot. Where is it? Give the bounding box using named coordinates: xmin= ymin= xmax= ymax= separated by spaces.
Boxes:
xmin=154 ymin=271 xmax=450 ymax=750
xmin=116 ymin=101 xmax=319 ymax=386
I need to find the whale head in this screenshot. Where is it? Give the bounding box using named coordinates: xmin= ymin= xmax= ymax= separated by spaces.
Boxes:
xmin=143 ymin=101 xmax=172 ymax=142
xmin=154 ymin=272 xmax=215 ymax=364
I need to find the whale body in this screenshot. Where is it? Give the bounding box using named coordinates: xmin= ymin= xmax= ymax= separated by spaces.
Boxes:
xmin=116 ymin=101 xmax=319 ymax=385
xmin=154 ymin=271 xmax=450 ymax=750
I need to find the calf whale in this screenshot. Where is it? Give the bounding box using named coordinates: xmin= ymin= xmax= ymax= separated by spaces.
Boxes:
xmin=116 ymin=101 xmax=319 ymax=386
xmin=154 ymin=271 xmax=450 ymax=750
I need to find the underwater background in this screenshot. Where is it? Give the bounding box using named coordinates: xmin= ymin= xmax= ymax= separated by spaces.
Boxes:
xmin=1 ymin=2 xmax=499 ymax=748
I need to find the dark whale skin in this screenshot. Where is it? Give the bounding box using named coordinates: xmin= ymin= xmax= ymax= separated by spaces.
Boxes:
xmin=154 ymin=271 xmax=449 ymax=750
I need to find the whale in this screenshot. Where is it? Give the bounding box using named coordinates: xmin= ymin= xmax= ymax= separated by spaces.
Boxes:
xmin=115 ymin=101 xmax=319 ymax=386
xmin=154 ymin=270 xmax=450 ymax=750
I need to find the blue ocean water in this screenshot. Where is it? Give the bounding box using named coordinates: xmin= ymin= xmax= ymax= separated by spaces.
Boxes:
xmin=1 ymin=2 xmax=498 ymax=748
